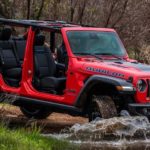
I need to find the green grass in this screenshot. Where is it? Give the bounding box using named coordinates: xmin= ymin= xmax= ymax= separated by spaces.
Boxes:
xmin=0 ymin=124 xmax=77 ymax=150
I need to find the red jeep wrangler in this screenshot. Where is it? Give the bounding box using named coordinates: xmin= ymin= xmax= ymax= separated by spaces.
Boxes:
xmin=0 ymin=18 xmax=149 ymax=121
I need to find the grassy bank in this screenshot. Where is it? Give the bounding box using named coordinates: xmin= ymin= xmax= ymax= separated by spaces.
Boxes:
xmin=0 ymin=124 xmax=76 ymax=150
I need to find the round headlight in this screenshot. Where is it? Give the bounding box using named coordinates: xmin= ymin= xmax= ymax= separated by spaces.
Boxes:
xmin=137 ymin=79 xmax=147 ymax=92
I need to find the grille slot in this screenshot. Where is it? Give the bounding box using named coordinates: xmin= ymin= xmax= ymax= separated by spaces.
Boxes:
xmin=147 ymin=79 xmax=150 ymax=97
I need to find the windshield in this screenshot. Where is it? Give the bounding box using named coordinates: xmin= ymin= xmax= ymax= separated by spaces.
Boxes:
xmin=67 ymin=31 xmax=126 ymax=56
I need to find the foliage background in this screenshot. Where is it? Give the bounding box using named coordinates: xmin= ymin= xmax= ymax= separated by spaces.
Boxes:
xmin=0 ymin=0 xmax=150 ymax=62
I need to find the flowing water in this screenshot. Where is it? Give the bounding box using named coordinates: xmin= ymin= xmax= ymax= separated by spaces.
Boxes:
xmin=45 ymin=116 xmax=150 ymax=150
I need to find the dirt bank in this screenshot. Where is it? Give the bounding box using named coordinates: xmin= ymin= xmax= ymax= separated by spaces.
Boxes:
xmin=0 ymin=104 xmax=87 ymax=133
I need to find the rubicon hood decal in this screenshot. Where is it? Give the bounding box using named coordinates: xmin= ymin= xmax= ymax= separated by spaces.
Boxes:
xmin=86 ymin=67 xmax=124 ymax=78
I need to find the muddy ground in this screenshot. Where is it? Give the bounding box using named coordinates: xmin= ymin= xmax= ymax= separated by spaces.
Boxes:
xmin=0 ymin=104 xmax=87 ymax=133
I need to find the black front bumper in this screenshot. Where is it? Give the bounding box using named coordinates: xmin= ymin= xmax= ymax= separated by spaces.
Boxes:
xmin=128 ymin=103 xmax=150 ymax=118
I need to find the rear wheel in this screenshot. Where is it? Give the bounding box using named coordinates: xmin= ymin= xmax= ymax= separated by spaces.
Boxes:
xmin=20 ymin=106 xmax=52 ymax=119
xmin=89 ymin=95 xmax=117 ymax=122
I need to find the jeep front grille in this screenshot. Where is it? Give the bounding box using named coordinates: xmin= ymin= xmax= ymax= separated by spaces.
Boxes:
xmin=147 ymin=79 xmax=150 ymax=97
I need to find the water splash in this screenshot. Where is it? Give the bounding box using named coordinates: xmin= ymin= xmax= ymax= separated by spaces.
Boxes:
xmin=68 ymin=116 xmax=150 ymax=141
xmin=46 ymin=116 xmax=150 ymax=149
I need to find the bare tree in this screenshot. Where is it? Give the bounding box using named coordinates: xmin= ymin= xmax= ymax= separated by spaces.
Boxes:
xmin=77 ymin=0 xmax=87 ymax=24
xmin=0 ymin=0 xmax=15 ymax=18
xmin=70 ymin=0 xmax=78 ymax=22
xmin=36 ymin=0 xmax=46 ymax=19
xmin=27 ymin=0 xmax=31 ymax=19
xmin=111 ymin=0 xmax=128 ymax=28
xmin=104 ymin=0 xmax=118 ymax=27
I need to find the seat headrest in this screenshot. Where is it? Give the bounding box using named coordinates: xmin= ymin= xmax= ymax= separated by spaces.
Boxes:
xmin=35 ymin=34 xmax=45 ymax=46
xmin=0 ymin=27 xmax=12 ymax=41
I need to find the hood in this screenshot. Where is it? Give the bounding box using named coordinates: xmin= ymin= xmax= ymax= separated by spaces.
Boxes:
xmin=109 ymin=61 xmax=150 ymax=72
xmin=81 ymin=59 xmax=150 ymax=79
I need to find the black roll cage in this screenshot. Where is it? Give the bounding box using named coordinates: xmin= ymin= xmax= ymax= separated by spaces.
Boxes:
xmin=0 ymin=18 xmax=96 ymax=55
xmin=0 ymin=18 xmax=81 ymax=52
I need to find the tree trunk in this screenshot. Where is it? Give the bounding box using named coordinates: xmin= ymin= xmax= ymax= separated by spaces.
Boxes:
xmin=27 ymin=0 xmax=31 ymax=19
xmin=36 ymin=0 xmax=45 ymax=20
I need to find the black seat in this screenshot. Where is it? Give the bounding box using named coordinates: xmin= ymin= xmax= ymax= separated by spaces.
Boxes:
xmin=14 ymin=39 xmax=26 ymax=63
xmin=0 ymin=27 xmax=22 ymax=87
xmin=57 ymin=43 xmax=67 ymax=64
xmin=57 ymin=43 xmax=69 ymax=72
xmin=34 ymin=34 xmax=66 ymax=94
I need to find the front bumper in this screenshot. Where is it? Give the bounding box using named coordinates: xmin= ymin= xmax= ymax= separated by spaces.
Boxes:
xmin=128 ymin=103 xmax=150 ymax=118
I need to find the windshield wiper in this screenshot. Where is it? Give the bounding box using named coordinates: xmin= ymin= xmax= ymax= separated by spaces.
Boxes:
xmin=74 ymin=53 xmax=103 ymax=60
xmin=95 ymin=53 xmax=123 ymax=60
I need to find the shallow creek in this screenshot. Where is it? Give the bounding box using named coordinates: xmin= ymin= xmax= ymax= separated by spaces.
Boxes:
xmin=45 ymin=116 xmax=150 ymax=150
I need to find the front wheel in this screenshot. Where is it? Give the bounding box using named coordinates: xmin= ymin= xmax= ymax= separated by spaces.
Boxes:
xmin=20 ymin=106 xmax=52 ymax=119
xmin=88 ymin=95 xmax=117 ymax=122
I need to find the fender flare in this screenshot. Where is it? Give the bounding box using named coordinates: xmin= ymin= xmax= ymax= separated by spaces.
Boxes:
xmin=75 ymin=75 xmax=135 ymax=107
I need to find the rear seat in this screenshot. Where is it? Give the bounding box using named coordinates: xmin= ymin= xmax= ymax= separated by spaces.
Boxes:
xmin=14 ymin=39 xmax=26 ymax=63
xmin=0 ymin=27 xmax=22 ymax=87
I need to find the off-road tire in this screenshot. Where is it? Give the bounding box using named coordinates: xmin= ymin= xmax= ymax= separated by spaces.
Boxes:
xmin=89 ymin=95 xmax=117 ymax=121
xmin=20 ymin=106 xmax=52 ymax=119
